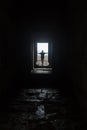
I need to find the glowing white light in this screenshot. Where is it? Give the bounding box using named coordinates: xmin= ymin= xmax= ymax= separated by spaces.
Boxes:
xmin=37 ymin=43 xmax=48 ymax=53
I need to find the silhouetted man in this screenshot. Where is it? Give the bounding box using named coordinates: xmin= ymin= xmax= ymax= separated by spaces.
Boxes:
xmin=39 ymin=50 xmax=46 ymax=66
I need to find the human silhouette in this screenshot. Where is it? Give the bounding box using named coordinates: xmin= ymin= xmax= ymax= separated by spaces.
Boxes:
xmin=39 ymin=50 xmax=46 ymax=66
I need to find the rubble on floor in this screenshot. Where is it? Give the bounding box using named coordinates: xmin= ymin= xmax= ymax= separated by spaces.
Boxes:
xmin=0 ymin=88 xmax=86 ymax=130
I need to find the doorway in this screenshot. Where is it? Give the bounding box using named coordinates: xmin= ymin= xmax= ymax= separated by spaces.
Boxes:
xmin=32 ymin=41 xmax=52 ymax=73
xmin=36 ymin=43 xmax=49 ymax=67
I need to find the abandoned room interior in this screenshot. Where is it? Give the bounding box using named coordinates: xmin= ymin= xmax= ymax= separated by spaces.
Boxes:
xmin=0 ymin=1 xmax=87 ymax=130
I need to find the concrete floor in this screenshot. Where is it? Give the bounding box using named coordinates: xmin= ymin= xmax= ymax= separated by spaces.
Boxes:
xmin=0 ymin=88 xmax=86 ymax=130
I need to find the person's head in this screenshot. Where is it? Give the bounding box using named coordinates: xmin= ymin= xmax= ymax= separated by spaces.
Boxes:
xmin=42 ymin=50 xmax=44 ymax=52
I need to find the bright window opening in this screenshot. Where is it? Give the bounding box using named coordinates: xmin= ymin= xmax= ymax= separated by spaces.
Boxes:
xmin=36 ymin=43 xmax=49 ymax=66
xmin=37 ymin=43 xmax=48 ymax=53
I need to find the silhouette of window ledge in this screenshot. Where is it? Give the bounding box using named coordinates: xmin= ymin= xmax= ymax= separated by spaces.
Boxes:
xmin=31 ymin=68 xmax=52 ymax=74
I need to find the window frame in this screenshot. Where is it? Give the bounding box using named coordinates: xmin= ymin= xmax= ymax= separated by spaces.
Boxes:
xmin=33 ymin=41 xmax=52 ymax=69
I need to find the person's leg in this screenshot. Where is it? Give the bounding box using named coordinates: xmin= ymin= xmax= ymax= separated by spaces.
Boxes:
xmin=41 ymin=58 xmax=44 ymax=66
xmin=42 ymin=59 xmax=43 ymax=66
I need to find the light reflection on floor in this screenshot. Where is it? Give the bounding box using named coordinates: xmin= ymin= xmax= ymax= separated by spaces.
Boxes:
xmin=0 ymin=88 xmax=86 ymax=130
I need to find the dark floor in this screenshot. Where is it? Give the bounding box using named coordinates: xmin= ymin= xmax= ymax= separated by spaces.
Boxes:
xmin=0 ymin=87 xmax=87 ymax=130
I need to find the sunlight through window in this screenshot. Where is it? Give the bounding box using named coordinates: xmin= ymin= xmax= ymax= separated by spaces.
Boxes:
xmin=37 ymin=43 xmax=48 ymax=53
xmin=36 ymin=43 xmax=49 ymax=66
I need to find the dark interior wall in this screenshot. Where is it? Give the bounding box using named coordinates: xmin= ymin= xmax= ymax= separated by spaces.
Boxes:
xmin=72 ymin=7 xmax=87 ymax=117
xmin=0 ymin=7 xmax=18 ymax=97
xmin=0 ymin=9 xmax=10 ymax=95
